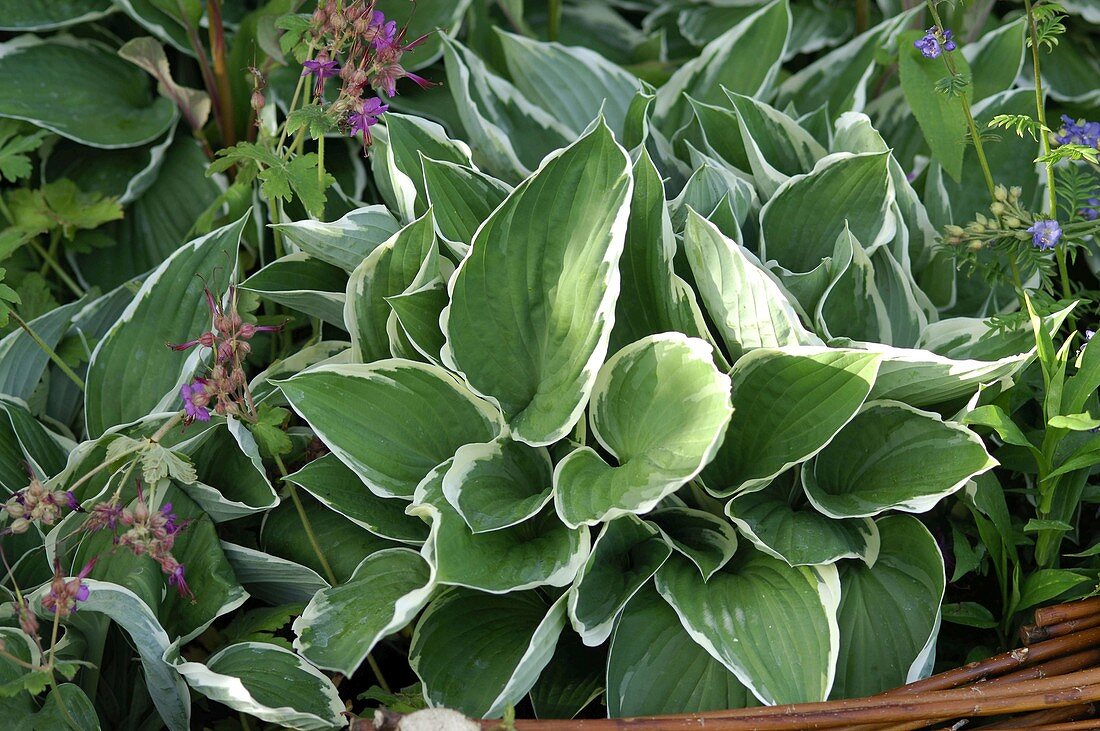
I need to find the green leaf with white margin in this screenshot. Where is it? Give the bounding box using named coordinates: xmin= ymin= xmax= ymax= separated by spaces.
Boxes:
xmin=411 ymin=460 xmax=589 ymax=593
xmin=529 ymin=629 xmax=605 ymax=719
xmin=277 ymin=360 xmax=502 ymax=499
xmin=656 ymin=549 xmax=841 ymax=705
xmin=0 ymin=294 xmax=86 ymax=399
xmin=420 ymin=156 xmax=511 ymax=258
xmin=85 ymin=213 xmax=243 ymax=437
xmin=495 ymin=29 xmax=642 ymax=136
xmin=240 ymin=253 xmax=347 ymax=328
xmin=249 ymin=340 xmax=351 ymax=406
xmin=684 ymin=211 xmax=820 ymax=361
xmin=554 ymin=334 xmax=732 ymax=527
xmin=760 ymin=151 xmax=894 ymax=275
xmin=646 ymin=506 xmax=739 ymax=580
xmin=293 ymin=548 xmax=434 ymax=677
xmin=440 ymin=35 xmax=572 ymax=180
xmin=0 ymin=0 xmax=111 ymax=30
xmin=373 ymin=113 xmax=473 ymax=223
xmin=18 ymin=684 xmax=101 ymax=729
xmin=654 ymin=0 xmax=790 ymax=131
xmin=410 ymin=588 xmax=568 ymax=718
xmin=222 ymin=542 xmax=329 ymax=605
xmin=726 ymin=486 xmax=880 ymax=567
xmin=30 ymin=579 xmax=191 ymax=731
xmin=286 ymin=454 xmax=428 ymax=544
xmin=167 ymin=642 xmax=344 ymax=731
xmin=274 ymin=205 xmax=401 ymax=274
xmin=175 ymin=419 xmax=280 ymax=522
xmin=610 ymin=148 xmax=717 ymax=356
xmin=569 ymin=515 xmax=670 ymax=646
xmin=385 ymin=279 xmax=449 ymax=365
xmin=344 ymin=211 xmax=438 ymax=362
xmin=607 ymin=586 xmax=756 ymax=717
xmin=0 ymin=36 xmax=177 ymax=148
xmin=442 ymin=436 xmax=553 ymax=533
xmin=803 ymin=401 xmax=997 ymax=519
xmin=898 ymin=30 xmax=971 ymax=181
xmin=816 ymin=226 xmax=891 ymax=344
xmin=701 ymin=347 xmax=881 ymax=497
xmin=441 ymin=121 xmax=632 ymax=447
xmin=832 ymin=515 xmax=945 ymax=698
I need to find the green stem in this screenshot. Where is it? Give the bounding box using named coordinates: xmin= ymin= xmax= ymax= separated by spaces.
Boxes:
xmin=29 ymin=238 xmax=84 ymax=299
xmin=548 ymin=0 xmax=561 ymax=41
xmin=275 ymin=42 xmax=315 ymax=155
xmin=9 ymin=311 xmax=85 ymax=390
xmin=855 ymin=0 xmax=869 ymax=34
xmin=273 ymin=453 xmax=337 ymax=585
xmin=366 ymin=653 xmax=392 ymax=694
xmin=317 ymin=133 xmax=325 ymax=188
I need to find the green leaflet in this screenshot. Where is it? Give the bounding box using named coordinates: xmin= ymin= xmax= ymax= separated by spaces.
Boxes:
xmin=442 ymin=121 xmax=632 ymax=447
xmin=277 ymin=360 xmax=502 ymax=499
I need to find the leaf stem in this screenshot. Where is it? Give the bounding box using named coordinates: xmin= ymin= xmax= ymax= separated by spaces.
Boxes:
xmin=9 ymin=311 xmax=85 ymax=390
xmin=548 ymin=0 xmax=562 ymax=41
xmin=272 ymin=453 xmax=337 ymax=585
xmin=29 ymin=238 xmax=84 ymax=299
xmin=206 ymin=0 xmax=236 ymax=147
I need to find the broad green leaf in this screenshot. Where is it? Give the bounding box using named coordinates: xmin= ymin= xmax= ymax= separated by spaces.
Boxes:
xmin=169 ymin=642 xmax=344 ymax=731
xmin=702 ymin=347 xmax=881 ymax=497
xmin=496 ymin=30 xmax=643 ymax=136
xmin=555 ymin=334 xmax=732 ymax=527
xmin=411 ymin=461 xmax=589 ymax=593
xmin=240 ymin=253 xmax=347 ymax=328
xmin=963 ymin=18 xmax=1026 ymax=101
xmin=277 ymin=360 xmax=502 ymax=499
xmin=898 ymin=31 xmax=971 ymax=181
xmin=443 ymin=436 xmax=553 ymax=533
xmin=373 ymin=0 xmax=471 ymax=71
xmin=0 ymin=295 xmax=86 ymax=400
xmin=44 ymin=129 xmax=173 ymax=206
xmin=607 ymin=586 xmax=755 ymax=717
xmin=442 ymin=121 xmax=632 ymax=447
xmin=646 ymin=506 xmax=739 ymax=580
xmin=421 ymin=156 xmax=511 ymax=257
xmin=569 ymin=515 xmax=670 ymax=645
xmin=725 ymin=91 xmax=827 ymax=198
xmin=385 ymin=279 xmax=449 ymax=365
xmin=16 ymin=684 xmax=101 ymax=730
xmin=815 ymin=227 xmax=890 ymax=344
xmin=682 ymin=99 xmax=751 ymax=172
xmin=656 ymin=550 xmax=840 ymax=705
xmin=684 ymin=211 xmax=820 ymax=360
xmin=249 ymin=340 xmax=351 ymax=405
xmin=286 ymin=454 xmax=428 ymax=544
xmin=0 ymin=37 xmax=176 ymax=148
xmin=760 ymin=152 xmax=893 ymax=274
xmin=529 ymin=629 xmax=605 ymax=720
xmin=803 ymin=401 xmax=997 ymax=518
xmin=410 ymin=588 xmax=567 ymax=718
xmin=372 ymin=114 xmax=473 ymax=223
xmin=1016 ymin=569 xmax=1092 ymax=614
xmin=871 ymin=245 xmax=928 ymax=349
xmin=0 ymin=0 xmax=111 ymax=30
xmin=941 ymin=601 xmax=998 ymax=629
xmin=85 ymin=214 xmax=243 ymax=436
xmin=727 ymin=488 xmax=880 ymax=567
xmin=832 ymin=515 xmax=945 ymax=698
xmin=293 ymin=548 xmax=434 ymax=676
xmin=222 ymin=542 xmax=329 ymax=606
xmin=274 ymin=205 xmax=401 ymax=273
xmin=177 ymin=419 xmax=280 ymax=522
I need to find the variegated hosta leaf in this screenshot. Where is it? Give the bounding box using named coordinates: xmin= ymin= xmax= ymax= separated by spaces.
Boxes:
xmin=293 ymin=548 xmax=435 ymax=676
xmin=273 ymin=205 xmax=401 ymax=273
xmin=684 ymin=211 xmax=820 ymax=361
xmin=168 ymin=642 xmax=345 ymax=731
xmin=655 ymin=549 xmax=841 ymax=705
xmin=442 ymin=436 xmax=554 ymax=533
xmin=702 ymin=347 xmax=881 ymax=497
xmin=410 ymin=588 xmax=568 ymax=718
xmin=285 ymin=454 xmax=429 ymax=544
xmin=529 ymin=629 xmax=605 ymax=720
xmin=568 ymin=515 xmax=671 ymax=646
xmin=442 ymin=121 xmax=632 ymax=447
xmin=607 ymin=586 xmax=756 ymax=717
xmin=0 ymin=295 xmax=87 ymax=400
xmin=554 ymin=334 xmax=732 ymax=527
xmin=815 ymin=227 xmax=891 ymax=344
xmin=240 ymin=253 xmax=348 ymax=328
xmin=277 ymin=360 xmax=502 ymax=499
xmin=420 ymin=156 xmax=511 ymax=258
xmin=411 ymin=461 xmax=589 ymax=593
xmin=85 ymin=214 xmax=244 ymax=437
xmin=725 ymin=90 xmax=826 ymax=199
xmin=177 ymin=418 xmax=279 ymax=522
xmin=222 ymin=542 xmax=329 ymax=606
xmin=802 ymin=401 xmax=997 ymax=519
xmin=832 ymin=515 xmax=945 ymax=698
xmin=0 ymin=0 xmax=111 ymax=31
xmin=646 ymin=506 xmax=739 ymax=580
xmin=372 ymin=113 xmax=473 ymax=223
xmin=726 ymin=487 xmax=880 ymax=567
xmin=385 ymin=279 xmax=449 ymax=365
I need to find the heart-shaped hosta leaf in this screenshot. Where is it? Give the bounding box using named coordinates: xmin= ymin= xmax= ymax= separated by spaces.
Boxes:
xmin=656 ymin=550 xmax=840 ymax=705
xmin=442 ymin=436 xmax=553 ymax=533
xmin=684 ymin=211 xmax=820 ymax=360
xmin=385 ymin=278 xmax=449 ymax=364
xmin=411 ymin=461 xmax=589 ymax=593
xmin=273 ymin=205 xmax=401 ymax=273
xmin=169 ymin=642 xmax=345 ymax=731
xmin=277 ymin=360 xmax=502 ymax=499
xmin=293 ymin=548 xmax=435 ymax=676
xmin=442 ymin=121 xmax=632 ymax=446
xmin=832 ymin=515 xmax=945 ymax=698
xmin=222 ymin=543 xmax=328 ymax=605
xmin=241 ymin=253 xmax=348 ymax=328
xmin=373 ymin=114 xmax=473 ymax=223
xmin=702 ymin=347 xmax=881 ymax=497
xmin=529 ymin=629 xmax=605 ymax=719
xmin=420 ymin=157 xmax=511 ymax=257
xmin=646 ymin=506 xmax=739 ymax=580
xmin=725 ymin=90 xmax=826 ymax=197
xmin=726 ymin=488 xmax=880 ymax=567
xmin=607 ymin=586 xmax=756 ymax=717
xmin=555 ymin=334 xmax=732 ymax=527
xmin=569 ymin=515 xmax=670 ymax=645
xmin=410 ymin=588 xmax=568 ymax=718
xmin=285 ymin=454 xmax=429 ymax=544
xmin=0 ymin=0 xmax=111 ymax=30
xmin=803 ymin=401 xmax=996 ymax=518
xmin=0 ymin=37 xmax=177 ymax=148
xmin=85 ymin=214 xmax=244 ymax=436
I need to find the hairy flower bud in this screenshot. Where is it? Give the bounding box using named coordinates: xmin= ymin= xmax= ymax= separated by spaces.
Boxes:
xmin=251 ymin=90 xmax=265 ymax=113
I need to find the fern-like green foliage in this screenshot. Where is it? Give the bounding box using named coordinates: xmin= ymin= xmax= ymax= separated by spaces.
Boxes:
xmin=987 ymin=114 xmax=1048 ymax=142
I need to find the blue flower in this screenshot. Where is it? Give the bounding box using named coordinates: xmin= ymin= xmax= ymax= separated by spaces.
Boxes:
xmin=1028 ymin=219 xmax=1062 ymax=250
xmin=1057 ymin=115 xmax=1100 ymax=148
xmin=914 ymin=27 xmax=956 ymax=59
xmin=1079 ymin=197 xmax=1099 ymax=221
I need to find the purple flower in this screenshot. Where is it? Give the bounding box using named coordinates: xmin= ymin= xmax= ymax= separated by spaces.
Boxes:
xmin=1079 ymin=197 xmax=1099 ymax=221
xmin=180 ymin=380 xmax=210 ymax=422
xmin=1028 ymin=219 xmax=1062 ymax=250
xmin=64 ymin=491 xmax=81 ymax=512
xmin=1057 ymin=115 xmax=1100 ymax=148
xmin=161 ymin=502 xmax=182 ymax=535
xmin=301 ymin=56 xmax=341 ymax=80
xmin=914 ymin=27 xmax=955 ymax=59
xmin=371 ymin=17 xmax=399 ymax=54
xmin=347 ymin=97 xmax=388 ymax=141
